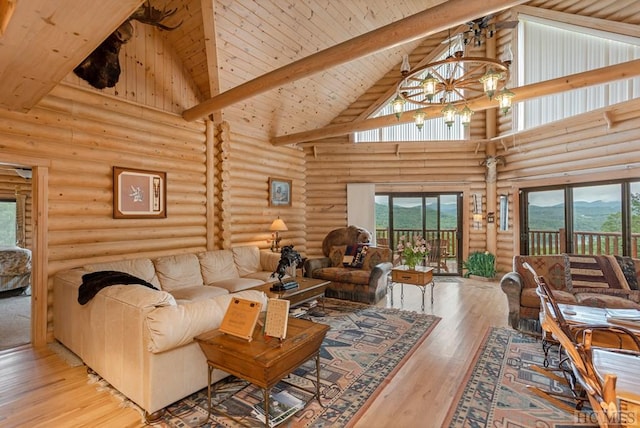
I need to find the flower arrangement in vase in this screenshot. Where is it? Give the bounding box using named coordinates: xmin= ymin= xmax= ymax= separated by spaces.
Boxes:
xmin=397 ymin=235 xmax=429 ymax=270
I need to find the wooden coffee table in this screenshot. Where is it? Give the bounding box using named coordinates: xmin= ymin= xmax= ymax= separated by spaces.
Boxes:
xmin=195 ymin=317 xmax=329 ymax=427
xmin=253 ymin=277 xmax=330 ymax=309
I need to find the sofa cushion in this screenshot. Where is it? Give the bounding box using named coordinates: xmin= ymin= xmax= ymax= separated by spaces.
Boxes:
xmin=84 ymin=258 xmax=161 ymax=288
xmin=208 ymin=277 xmax=265 ymax=293
xmin=232 ymin=246 xmax=261 ymax=277
xmin=329 ymin=246 xmax=346 ymax=267
xmin=513 ymin=255 xmax=569 ymax=290
xmin=243 ymin=270 xmax=279 ymax=283
xmin=575 ymin=292 xmax=640 ymax=309
xmin=168 ymin=285 xmax=228 ymax=302
xmin=197 ymin=250 xmax=240 ymax=285
xmin=260 ymin=251 xmax=283 ymax=273
xmin=567 ymin=254 xmax=629 ymax=290
xmin=312 ymin=267 xmax=371 ymax=285
xmin=153 ymin=253 xmax=204 ymax=292
xmin=521 ymin=287 xmax=577 ymax=309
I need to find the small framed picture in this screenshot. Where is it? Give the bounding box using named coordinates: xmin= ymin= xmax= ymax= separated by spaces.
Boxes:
xmin=113 ymin=166 xmax=166 ymax=218
xmin=269 ymin=177 xmax=292 ymax=207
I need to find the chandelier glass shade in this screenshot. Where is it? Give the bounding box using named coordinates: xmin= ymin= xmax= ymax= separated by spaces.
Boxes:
xmin=391 ymin=50 xmax=514 ymax=130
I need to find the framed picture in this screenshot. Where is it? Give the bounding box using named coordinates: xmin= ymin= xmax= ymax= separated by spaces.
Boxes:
xmin=113 ymin=166 xmax=166 ymax=218
xmin=269 ymin=177 xmax=292 ymax=207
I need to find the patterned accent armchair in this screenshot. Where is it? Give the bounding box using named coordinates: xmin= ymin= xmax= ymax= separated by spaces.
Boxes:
xmin=304 ymin=245 xmax=392 ymax=304
xmin=500 ymin=254 xmax=640 ymax=334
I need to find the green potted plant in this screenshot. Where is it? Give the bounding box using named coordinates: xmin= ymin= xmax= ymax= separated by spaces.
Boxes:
xmin=463 ymin=251 xmax=496 ymax=279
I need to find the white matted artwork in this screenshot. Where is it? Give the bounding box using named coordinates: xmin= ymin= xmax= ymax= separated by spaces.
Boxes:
xmin=113 ymin=166 xmax=166 ymax=218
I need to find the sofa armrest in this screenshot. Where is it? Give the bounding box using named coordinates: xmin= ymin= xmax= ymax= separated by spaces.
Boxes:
xmin=500 ymin=271 xmax=524 ymax=330
xmin=146 ymin=289 xmax=267 ymax=353
xmin=53 ymin=268 xmax=176 ymax=356
xmin=304 ymin=257 xmax=331 ymax=277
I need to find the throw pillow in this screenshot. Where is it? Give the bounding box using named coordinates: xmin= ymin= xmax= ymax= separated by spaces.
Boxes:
xmin=342 ymin=244 xmax=360 ymax=267
xmin=615 ymin=255 xmax=639 ymax=290
xmin=350 ymin=245 xmax=369 ymax=268
xmin=329 ymin=246 xmax=345 ymax=267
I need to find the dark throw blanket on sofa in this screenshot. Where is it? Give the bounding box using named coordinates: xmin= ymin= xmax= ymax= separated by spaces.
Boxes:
xmin=78 ymin=270 xmax=158 ymax=305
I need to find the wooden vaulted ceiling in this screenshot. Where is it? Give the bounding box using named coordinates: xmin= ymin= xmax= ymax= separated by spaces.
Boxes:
xmin=1 ymin=0 xmax=639 ymax=143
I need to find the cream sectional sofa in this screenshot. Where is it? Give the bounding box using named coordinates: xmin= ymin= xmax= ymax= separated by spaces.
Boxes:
xmin=53 ymin=246 xmax=284 ymax=418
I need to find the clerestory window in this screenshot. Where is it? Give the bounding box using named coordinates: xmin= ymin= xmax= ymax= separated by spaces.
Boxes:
xmin=517 ymin=16 xmax=640 ymax=130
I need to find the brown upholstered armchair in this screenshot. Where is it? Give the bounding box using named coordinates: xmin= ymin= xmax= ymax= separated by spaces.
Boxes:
xmin=304 ymin=245 xmax=392 ymax=304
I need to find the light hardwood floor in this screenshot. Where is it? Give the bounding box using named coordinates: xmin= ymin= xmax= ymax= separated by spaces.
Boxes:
xmin=0 ymin=277 xmax=510 ymax=427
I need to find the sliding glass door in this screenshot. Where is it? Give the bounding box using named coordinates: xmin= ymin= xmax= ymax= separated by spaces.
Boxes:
xmin=521 ymin=180 xmax=636 ymax=256
xmin=521 ymin=188 xmax=565 ymax=255
xmin=376 ymin=192 xmax=461 ymax=275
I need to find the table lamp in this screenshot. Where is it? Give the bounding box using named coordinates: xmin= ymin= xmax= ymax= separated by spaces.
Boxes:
xmin=270 ymin=217 xmax=288 ymax=252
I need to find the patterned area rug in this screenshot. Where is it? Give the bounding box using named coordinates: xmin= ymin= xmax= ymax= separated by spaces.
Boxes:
xmin=150 ymin=299 xmax=440 ymax=427
xmin=444 ymin=327 xmax=599 ymax=427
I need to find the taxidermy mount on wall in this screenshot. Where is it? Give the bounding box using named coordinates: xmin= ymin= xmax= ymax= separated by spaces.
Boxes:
xmin=74 ymin=1 xmax=181 ymax=89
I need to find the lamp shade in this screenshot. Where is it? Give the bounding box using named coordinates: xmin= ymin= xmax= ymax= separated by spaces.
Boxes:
xmin=270 ymin=218 xmax=288 ymax=231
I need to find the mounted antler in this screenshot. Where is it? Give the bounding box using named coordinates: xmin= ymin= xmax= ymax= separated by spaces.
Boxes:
xmin=129 ymin=1 xmax=182 ymax=31
xmin=74 ymin=1 xmax=182 ymax=89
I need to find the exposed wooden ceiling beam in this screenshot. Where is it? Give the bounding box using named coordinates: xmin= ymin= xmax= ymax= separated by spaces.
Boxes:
xmin=200 ymin=0 xmax=221 ymax=121
xmin=182 ymin=0 xmax=528 ymax=122
xmin=272 ymin=58 xmax=640 ymax=146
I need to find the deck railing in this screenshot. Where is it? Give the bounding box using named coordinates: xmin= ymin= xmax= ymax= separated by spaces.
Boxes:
xmin=527 ymin=229 xmax=640 ymax=257
xmin=376 ymin=228 xmax=457 ymax=257
xmin=378 ymin=228 xmax=640 ymax=258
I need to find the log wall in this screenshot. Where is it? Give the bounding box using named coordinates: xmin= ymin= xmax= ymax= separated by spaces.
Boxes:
xmin=0 ymin=88 xmax=303 ymax=340
xmin=220 ymin=122 xmax=306 ymax=253
xmin=0 ymin=84 xmax=207 ymax=337
xmin=302 ymin=140 xmax=488 ymax=260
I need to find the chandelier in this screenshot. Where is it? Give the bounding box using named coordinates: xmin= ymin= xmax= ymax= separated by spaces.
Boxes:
xmin=390 ymin=43 xmax=515 ymax=130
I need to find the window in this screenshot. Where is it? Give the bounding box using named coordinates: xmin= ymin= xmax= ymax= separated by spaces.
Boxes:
xmin=376 ymin=192 xmax=462 ymax=274
xmin=521 ymin=180 xmax=639 ymax=256
xmin=355 ymin=108 xmax=465 ymax=142
xmin=518 ymin=17 xmax=640 ymax=130
xmin=0 ymin=199 xmax=17 ymax=246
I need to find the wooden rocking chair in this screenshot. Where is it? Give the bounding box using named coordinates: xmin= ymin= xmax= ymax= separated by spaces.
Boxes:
xmin=426 ymin=239 xmax=448 ymax=272
xmin=522 ymin=262 xmax=640 ymax=424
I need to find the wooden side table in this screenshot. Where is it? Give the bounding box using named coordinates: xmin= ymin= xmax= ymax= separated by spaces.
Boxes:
xmin=195 ymin=317 xmax=329 ymax=427
xmin=389 ymin=265 xmax=434 ymax=311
